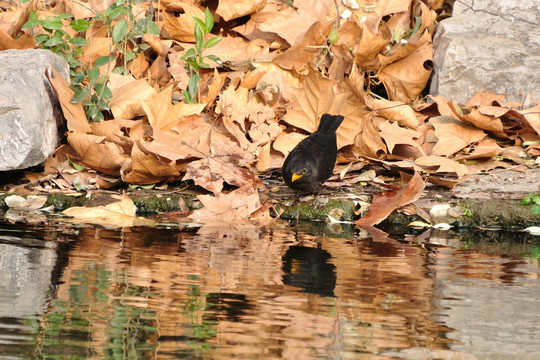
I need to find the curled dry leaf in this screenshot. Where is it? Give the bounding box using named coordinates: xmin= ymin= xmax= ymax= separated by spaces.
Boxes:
xmin=4 ymin=195 xmax=47 ymax=211
xmin=356 ymin=172 xmax=426 ymax=227
xmin=162 ymin=3 xmax=204 ymax=42
xmin=46 ymin=68 xmax=91 ymax=134
xmin=67 ymin=133 xmax=128 ymax=176
xmin=110 ymin=78 xmax=158 ymax=119
xmin=415 ymin=155 xmax=469 ymax=177
xmin=62 ymin=193 xmax=153 ymax=228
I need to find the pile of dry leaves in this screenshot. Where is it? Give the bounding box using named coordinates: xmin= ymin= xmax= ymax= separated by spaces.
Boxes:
xmin=1 ymin=0 xmax=539 ymax=225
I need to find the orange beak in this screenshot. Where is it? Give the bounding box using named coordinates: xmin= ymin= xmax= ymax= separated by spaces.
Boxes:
xmin=291 ymin=172 xmax=303 ymax=182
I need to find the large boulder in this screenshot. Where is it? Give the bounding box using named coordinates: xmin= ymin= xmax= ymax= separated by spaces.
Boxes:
xmin=430 ymin=0 xmax=540 ymax=103
xmin=0 ymin=49 xmax=69 ymax=171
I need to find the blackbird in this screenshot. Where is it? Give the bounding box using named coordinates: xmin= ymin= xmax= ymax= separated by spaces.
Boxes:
xmin=282 ymin=113 xmax=344 ymax=192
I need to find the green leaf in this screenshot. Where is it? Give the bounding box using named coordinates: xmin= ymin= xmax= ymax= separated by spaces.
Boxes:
xmin=205 ymin=36 xmax=222 ymax=49
xmin=185 ymin=57 xmax=199 ymax=71
xmin=44 ymin=35 xmax=64 ymax=47
xmin=125 ymin=51 xmax=136 ymax=61
xmin=94 ymin=55 xmax=116 ymax=67
xmin=22 ymin=12 xmax=41 ymax=30
xmin=42 ymin=18 xmax=64 ymax=31
xmin=106 ymin=4 xmax=126 ymax=20
xmin=144 ymin=20 xmax=160 ymax=35
xmin=112 ymin=18 xmax=129 ymax=43
xmin=184 ymin=48 xmax=197 ymax=59
xmin=204 ymin=8 xmax=214 ymax=34
xmin=194 ymin=24 xmax=204 ymax=53
xmin=72 ymin=71 xmax=86 ymax=85
xmin=71 ymin=87 xmax=91 ymax=103
xmin=198 ymin=60 xmax=209 ymax=68
xmin=69 ymin=36 xmax=88 ymax=46
xmin=87 ymin=68 xmax=100 ymax=84
xmin=34 ymin=34 xmax=50 ymax=45
xmin=183 ymin=89 xmax=194 ymax=104
xmin=56 ymin=13 xmax=73 ymax=20
xmin=70 ymin=19 xmax=90 ymax=32
xmin=95 ymin=83 xmax=113 ymax=100
xmin=206 ymin=54 xmax=222 ymax=65
xmin=193 ymin=17 xmax=207 ymax=35
xmin=187 ymin=74 xmax=199 ymax=100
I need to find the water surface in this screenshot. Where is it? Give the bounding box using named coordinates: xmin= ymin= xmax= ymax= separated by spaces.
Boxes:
xmin=0 ymin=221 xmax=539 ymax=359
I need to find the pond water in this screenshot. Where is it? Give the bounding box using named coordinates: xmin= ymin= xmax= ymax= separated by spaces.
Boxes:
xmin=0 ymin=220 xmax=539 ymax=359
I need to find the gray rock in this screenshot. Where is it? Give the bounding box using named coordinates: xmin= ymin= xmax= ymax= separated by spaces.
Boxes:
xmin=430 ymin=0 xmax=540 ymax=104
xmin=0 ymin=49 xmax=69 ymax=171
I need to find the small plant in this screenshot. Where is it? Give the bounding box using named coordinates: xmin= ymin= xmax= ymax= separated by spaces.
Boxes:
xmin=94 ymin=0 xmax=160 ymax=75
xmin=22 ymin=12 xmax=90 ymax=74
xmin=22 ymin=0 xmax=160 ymax=121
xmin=522 ymin=193 xmax=540 ymax=215
xmin=181 ymin=8 xmax=222 ymax=104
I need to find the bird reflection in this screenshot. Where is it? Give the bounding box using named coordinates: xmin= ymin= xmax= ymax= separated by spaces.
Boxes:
xmin=282 ymin=246 xmax=336 ymax=297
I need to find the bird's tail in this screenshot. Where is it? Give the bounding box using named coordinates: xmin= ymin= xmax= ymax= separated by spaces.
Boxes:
xmin=316 ymin=114 xmax=344 ymax=135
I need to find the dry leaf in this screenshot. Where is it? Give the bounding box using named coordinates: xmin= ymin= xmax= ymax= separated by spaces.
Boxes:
xmin=356 ymin=172 xmax=426 ymax=227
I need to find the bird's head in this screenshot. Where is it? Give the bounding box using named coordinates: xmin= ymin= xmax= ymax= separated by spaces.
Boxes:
xmin=289 ymin=163 xmax=314 ymax=183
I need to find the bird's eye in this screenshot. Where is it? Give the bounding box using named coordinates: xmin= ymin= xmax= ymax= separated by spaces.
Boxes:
xmin=301 ymin=168 xmax=307 ymax=174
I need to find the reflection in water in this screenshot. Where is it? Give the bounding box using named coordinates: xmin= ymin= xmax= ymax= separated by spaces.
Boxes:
xmin=282 ymin=246 xmax=336 ymax=297
xmin=0 ymin=222 xmax=538 ymax=359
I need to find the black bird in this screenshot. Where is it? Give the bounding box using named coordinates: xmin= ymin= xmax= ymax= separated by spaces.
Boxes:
xmin=282 ymin=114 xmax=344 ymax=193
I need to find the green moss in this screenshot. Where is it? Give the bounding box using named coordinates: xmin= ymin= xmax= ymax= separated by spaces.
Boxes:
xmin=458 ymin=199 xmax=540 ymax=229
xmin=45 ymin=194 xmax=88 ymax=211
xmin=132 ymin=195 xmax=199 ymax=214
xmin=279 ymin=199 xmax=356 ymax=221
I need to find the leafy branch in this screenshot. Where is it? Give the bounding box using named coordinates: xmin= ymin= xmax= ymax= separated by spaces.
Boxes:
xmin=181 ymin=8 xmax=222 ymax=104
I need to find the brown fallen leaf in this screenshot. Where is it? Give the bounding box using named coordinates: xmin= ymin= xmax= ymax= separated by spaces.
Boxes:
xmin=67 ymin=133 xmax=128 ymax=176
xmin=429 ymin=115 xmax=486 ymax=156
xmin=62 ymin=193 xmax=153 ymax=228
xmin=355 ymin=172 xmax=426 ymax=227
xmin=46 ymin=68 xmax=92 ymax=134
xmin=188 ymin=184 xmax=263 ymax=223
xmin=378 ymin=40 xmax=433 ymax=102
xmin=216 ymin=0 xmax=266 ymax=21
xmin=281 ymin=70 xmax=365 ymax=149
xmin=378 ymin=120 xmax=425 ymax=156
xmin=110 ymin=78 xmax=158 ymax=119
xmin=141 ymin=85 xmax=206 ymax=131
xmin=414 ymin=155 xmax=468 ymax=177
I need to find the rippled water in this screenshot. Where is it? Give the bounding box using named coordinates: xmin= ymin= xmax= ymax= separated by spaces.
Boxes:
xmin=0 ymin=221 xmax=539 ymax=359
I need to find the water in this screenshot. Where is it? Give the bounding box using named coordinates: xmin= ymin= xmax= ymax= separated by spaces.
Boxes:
xmin=0 ymin=221 xmax=539 ymax=359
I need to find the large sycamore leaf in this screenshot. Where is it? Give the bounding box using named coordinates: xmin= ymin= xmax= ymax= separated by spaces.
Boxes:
xmin=378 ymin=40 xmax=433 ymax=102
xmin=162 ymin=3 xmax=204 ymax=42
xmin=378 ymin=120 xmax=425 ymax=156
xmin=356 ymin=172 xmax=425 ymax=227
xmin=67 ymin=133 xmax=127 ymax=176
xmin=273 ymin=20 xmax=335 ymax=74
xmin=141 ymin=85 xmax=206 ymax=131
xmin=430 ymin=116 xmax=486 ymax=156
xmin=62 ymin=193 xmax=153 ymax=228
xmin=415 ymin=155 xmax=468 ymax=177
xmin=110 ymin=78 xmax=158 ymax=119
xmin=189 ymin=184 xmax=263 ymax=223
xmin=183 ymin=133 xmax=262 ymax=195
xmin=241 ymin=0 xmax=334 ymax=46
xmin=46 ymin=68 xmax=91 ymax=134
xmin=139 ymin=115 xmax=212 ymax=161
xmin=216 ymin=0 xmax=266 ymax=21
xmin=365 ymin=96 xmax=421 ymax=129
xmin=281 ymin=70 xmax=364 ymax=149
xmin=121 ymin=142 xmax=181 ymax=184
xmin=353 ymin=19 xmax=391 ymax=70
